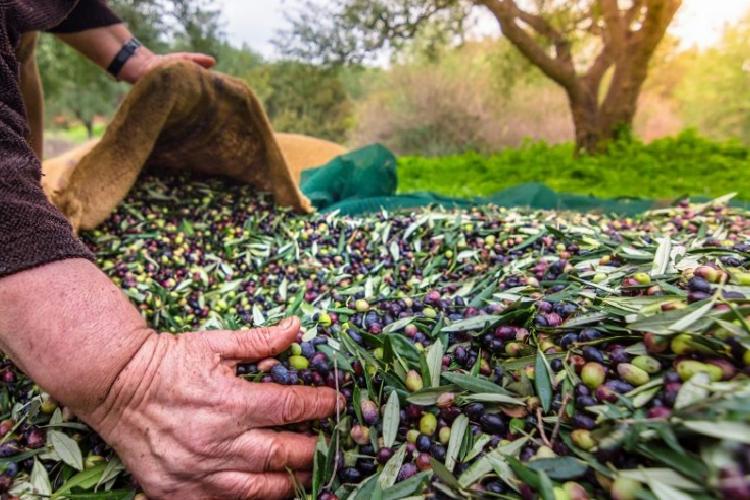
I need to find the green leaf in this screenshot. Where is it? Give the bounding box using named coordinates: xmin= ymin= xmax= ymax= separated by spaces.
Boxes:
xmin=650 ymin=237 xmax=673 ymax=276
xmin=635 ymin=443 xmax=707 ymax=479
xmin=312 ymin=433 xmax=328 ymax=497
xmin=348 ymin=474 xmax=379 ymax=500
xmin=675 ymin=373 xmax=710 ymax=409
xmin=426 ymin=340 xmax=444 ymax=388
xmin=31 ymin=457 xmax=52 ymax=497
xmin=683 ymin=421 xmax=750 ymax=444
xmin=0 ymin=448 xmax=44 ymax=465
xmin=406 ymin=385 xmax=458 ymax=406
xmin=430 ymin=458 xmax=462 ymax=491
xmin=647 ymin=481 xmax=695 ymax=500
xmin=458 ymin=437 xmax=528 ymax=488
xmin=441 ymin=315 xmax=500 ymax=333
xmin=382 ymin=390 xmax=400 ymax=448
xmin=95 ymin=456 xmax=125 ymax=491
xmin=48 ymin=429 xmax=83 ymax=471
xmin=53 ymin=463 xmax=108 ymax=497
xmin=463 ymin=434 xmax=491 ymax=462
xmin=527 ymin=457 xmax=588 ymax=480
xmin=534 ymin=350 xmax=553 ymax=413
xmin=629 ymin=299 xmax=715 ymax=334
xmin=536 ymin=470 xmax=556 ymax=500
xmin=506 ymin=456 xmax=542 ymax=493
xmin=462 ymin=393 xmax=526 ymax=406
xmin=445 ymin=415 xmax=468 ymax=472
xmin=378 ymin=444 xmax=406 ymax=490
xmin=487 ymin=455 xmax=519 ymax=492
xmin=382 ymin=471 xmax=430 ymax=500
xmin=385 ymin=335 xmax=421 ymax=366
xmin=441 ymin=372 xmax=510 ymax=395
xmin=618 ymin=468 xmax=701 ymax=491
xmin=383 ymin=316 xmax=415 ymax=334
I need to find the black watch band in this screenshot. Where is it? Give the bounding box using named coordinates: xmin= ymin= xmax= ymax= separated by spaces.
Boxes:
xmin=106 ymin=38 xmax=142 ymax=79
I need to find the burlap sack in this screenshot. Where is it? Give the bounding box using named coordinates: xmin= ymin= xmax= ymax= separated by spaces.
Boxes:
xmin=41 ymin=60 xmax=347 ymax=233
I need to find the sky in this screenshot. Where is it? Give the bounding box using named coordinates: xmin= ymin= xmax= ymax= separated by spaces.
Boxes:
xmin=220 ymin=0 xmax=750 ymax=58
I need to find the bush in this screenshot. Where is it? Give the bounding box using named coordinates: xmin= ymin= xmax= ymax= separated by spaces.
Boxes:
xmin=397 ymin=131 xmax=750 ymax=199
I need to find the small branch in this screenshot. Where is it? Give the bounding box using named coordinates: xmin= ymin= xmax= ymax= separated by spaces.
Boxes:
xmin=477 ymin=0 xmax=577 ymax=89
xmin=550 ymin=393 xmax=572 ymax=444
xmin=536 ymin=407 xmax=552 ymax=448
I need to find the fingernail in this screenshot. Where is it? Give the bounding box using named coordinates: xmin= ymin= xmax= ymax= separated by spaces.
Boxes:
xmin=280 ymin=317 xmax=295 ymax=328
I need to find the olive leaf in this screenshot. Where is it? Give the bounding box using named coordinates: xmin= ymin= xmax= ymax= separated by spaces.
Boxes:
xmin=461 ymin=393 xmax=526 ymax=406
xmin=441 ymin=372 xmax=510 ymax=395
xmin=31 ymin=457 xmax=52 ymax=497
xmin=52 ymin=463 xmax=109 ymax=497
xmin=382 ymin=390 xmax=400 ymax=448
xmin=675 ymin=372 xmax=711 ymax=409
xmin=425 ymin=340 xmax=444 ymax=388
xmin=682 ymin=421 xmax=750 ymax=444
xmin=378 ymin=444 xmax=406 ymax=490
xmin=458 ymin=437 xmax=528 ymax=488
xmin=527 ymin=457 xmax=588 ymax=480
xmin=382 ymin=471 xmax=430 ymax=500
xmin=48 ymin=429 xmax=83 ymax=471
xmin=445 ymin=415 xmax=468 ymax=472
xmin=534 ymin=350 xmax=553 ymax=413
xmin=406 ymin=385 xmax=458 ymax=406
xmin=441 ymin=315 xmax=500 ymax=333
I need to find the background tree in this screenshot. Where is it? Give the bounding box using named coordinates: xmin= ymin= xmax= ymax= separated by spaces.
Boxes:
xmin=277 ymin=0 xmax=682 ymax=153
xmin=675 ymin=11 xmax=750 ymax=144
xmin=246 ymin=62 xmax=354 ymax=143
xmin=37 ymin=37 xmax=124 ymax=138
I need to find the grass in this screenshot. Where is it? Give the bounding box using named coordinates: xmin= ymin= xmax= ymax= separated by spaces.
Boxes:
xmin=45 ymin=123 xmax=106 ymax=144
xmin=397 ymin=131 xmax=750 ymax=200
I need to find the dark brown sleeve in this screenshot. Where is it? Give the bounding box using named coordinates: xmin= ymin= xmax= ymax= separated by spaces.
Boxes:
xmin=0 ymin=137 xmax=94 ymax=278
xmin=46 ymin=0 xmax=121 ymax=33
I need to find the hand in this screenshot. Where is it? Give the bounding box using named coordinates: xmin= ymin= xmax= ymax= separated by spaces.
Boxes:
xmin=54 ymin=24 xmax=216 ymax=85
xmin=77 ymin=317 xmax=339 ymax=499
xmin=118 ymin=48 xmax=216 ymax=84
xmin=0 ymin=261 xmax=335 ymax=498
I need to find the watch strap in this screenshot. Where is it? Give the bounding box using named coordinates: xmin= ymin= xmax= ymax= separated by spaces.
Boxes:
xmin=106 ymin=38 xmax=142 ymax=79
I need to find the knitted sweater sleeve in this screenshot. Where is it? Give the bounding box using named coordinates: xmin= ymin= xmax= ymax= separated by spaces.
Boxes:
xmin=47 ymin=0 xmax=121 ymax=33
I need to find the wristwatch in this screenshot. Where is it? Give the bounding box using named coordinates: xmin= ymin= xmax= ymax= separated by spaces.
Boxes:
xmin=107 ymin=38 xmax=142 ymax=79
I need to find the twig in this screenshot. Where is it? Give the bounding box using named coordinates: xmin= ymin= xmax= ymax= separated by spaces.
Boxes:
xmin=536 ymin=407 xmax=551 ymax=448
xmin=550 ymin=393 xmax=572 ymax=444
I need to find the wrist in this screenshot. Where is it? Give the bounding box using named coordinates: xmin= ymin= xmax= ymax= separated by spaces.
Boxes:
xmin=117 ymin=45 xmax=159 ymax=84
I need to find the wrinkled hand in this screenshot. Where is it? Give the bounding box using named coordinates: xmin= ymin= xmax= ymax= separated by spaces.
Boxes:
xmin=78 ymin=317 xmax=339 ymax=499
xmin=119 ymin=49 xmax=215 ymax=84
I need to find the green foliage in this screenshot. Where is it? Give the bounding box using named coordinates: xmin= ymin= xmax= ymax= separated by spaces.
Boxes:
xmin=676 ymin=11 xmax=750 ymax=144
xmin=247 ymin=62 xmax=354 ymax=143
xmin=397 ymin=131 xmax=750 ymax=200
xmin=37 ymin=35 xmax=125 ymax=137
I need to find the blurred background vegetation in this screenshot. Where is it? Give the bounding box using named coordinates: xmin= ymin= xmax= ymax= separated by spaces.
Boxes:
xmin=39 ymin=0 xmax=750 ymax=199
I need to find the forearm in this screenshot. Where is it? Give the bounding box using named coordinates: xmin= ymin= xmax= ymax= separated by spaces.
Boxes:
xmin=55 ymin=24 xmax=157 ymax=84
xmin=0 ymin=259 xmax=152 ymax=414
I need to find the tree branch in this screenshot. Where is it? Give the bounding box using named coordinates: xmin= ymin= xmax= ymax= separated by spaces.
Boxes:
xmin=477 ymin=0 xmax=577 ymax=89
xmin=624 ymin=0 xmax=646 ymax=27
xmin=599 ymin=0 xmax=626 ymax=53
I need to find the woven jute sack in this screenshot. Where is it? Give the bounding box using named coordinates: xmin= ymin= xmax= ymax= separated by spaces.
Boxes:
xmin=41 ymin=60 xmax=345 ymax=233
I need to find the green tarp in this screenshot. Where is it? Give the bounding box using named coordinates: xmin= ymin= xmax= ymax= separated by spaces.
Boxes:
xmin=298 ymin=144 xmax=735 ymax=216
